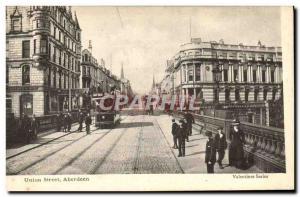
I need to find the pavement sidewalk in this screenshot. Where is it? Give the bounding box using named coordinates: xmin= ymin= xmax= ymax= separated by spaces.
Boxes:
xmin=155 ymin=114 xmax=262 ymax=173
xmin=6 ymin=123 xmax=94 ymax=159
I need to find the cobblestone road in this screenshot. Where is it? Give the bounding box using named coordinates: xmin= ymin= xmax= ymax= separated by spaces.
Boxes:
xmin=6 ymin=115 xmax=182 ymax=175
xmin=7 ymin=114 xmax=261 ymax=175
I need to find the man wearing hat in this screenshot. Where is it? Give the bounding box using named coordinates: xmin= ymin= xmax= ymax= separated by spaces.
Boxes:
xmin=228 ymin=119 xmax=245 ymax=169
xmin=205 ymin=131 xmax=216 ymax=173
xmin=171 ymin=119 xmax=178 ymax=149
xmin=214 ymin=127 xmax=227 ymax=169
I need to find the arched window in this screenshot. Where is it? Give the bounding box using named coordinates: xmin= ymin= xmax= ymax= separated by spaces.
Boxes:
xmin=22 ymin=65 xmax=30 ymax=85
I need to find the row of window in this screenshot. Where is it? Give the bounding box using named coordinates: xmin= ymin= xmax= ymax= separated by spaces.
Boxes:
xmin=21 ymin=39 xmax=80 ymax=73
xmin=49 ymin=7 xmax=80 ymax=40
xmin=182 ymin=66 xmax=276 ymax=83
xmin=180 ymin=50 xmax=277 ymax=61
xmin=212 ymin=88 xmax=277 ymax=102
xmin=6 ymin=64 xmax=79 ymax=89
xmin=47 ymin=67 xmax=79 ymax=89
xmin=49 ymin=43 xmax=80 ymax=72
xmin=51 ymin=23 xmax=80 ymax=54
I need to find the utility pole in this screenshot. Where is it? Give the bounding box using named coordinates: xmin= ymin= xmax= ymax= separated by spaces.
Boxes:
xmin=68 ymin=74 xmax=72 ymax=111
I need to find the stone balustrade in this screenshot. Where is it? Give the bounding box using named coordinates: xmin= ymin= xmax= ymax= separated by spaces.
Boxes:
xmin=175 ymin=111 xmax=285 ymax=172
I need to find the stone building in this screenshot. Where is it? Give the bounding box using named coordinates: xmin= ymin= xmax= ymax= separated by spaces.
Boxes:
xmin=162 ymin=38 xmax=283 ymax=125
xmin=6 ymin=6 xmax=82 ymax=117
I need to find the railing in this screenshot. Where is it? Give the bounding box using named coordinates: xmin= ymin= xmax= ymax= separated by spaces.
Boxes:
xmin=175 ymin=111 xmax=285 ymax=172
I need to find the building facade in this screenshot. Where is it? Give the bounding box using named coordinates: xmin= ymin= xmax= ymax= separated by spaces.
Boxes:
xmin=163 ymin=38 xmax=283 ymax=125
xmin=6 ymin=6 xmax=82 ymax=117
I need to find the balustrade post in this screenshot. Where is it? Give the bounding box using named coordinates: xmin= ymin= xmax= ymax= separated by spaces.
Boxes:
xmin=274 ymin=141 xmax=282 ymax=157
xmin=280 ymin=143 xmax=285 ymax=159
xmin=269 ymin=139 xmax=276 ymax=155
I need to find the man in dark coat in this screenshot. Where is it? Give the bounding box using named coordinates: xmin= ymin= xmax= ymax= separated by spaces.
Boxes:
xmin=214 ymin=127 xmax=227 ymax=169
xmin=57 ymin=112 xmax=63 ymax=132
xmin=85 ymin=113 xmax=92 ymax=135
xmin=29 ymin=114 xmax=39 ymax=140
xmin=228 ymin=120 xmax=245 ymax=169
xmin=20 ymin=114 xmax=31 ymax=143
xmin=177 ymin=119 xmax=186 ymax=157
xmin=67 ymin=112 xmax=72 ymax=132
xmin=182 ymin=119 xmax=189 ymax=142
xmin=171 ymin=119 xmax=178 ymax=149
xmin=78 ymin=110 xmax=84 ymax=132
xmin=205 ymin=131 xmax=216 ymax=173
xmin=63 ymin=114 xmax=68 ymax=132
xmin=185 ymin=111 xmax=195 ymax=136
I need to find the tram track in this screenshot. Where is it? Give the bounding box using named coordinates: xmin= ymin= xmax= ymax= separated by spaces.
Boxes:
xmin=88 ymin=115 xmax=144 ymax=174
xmin=132 ymin=115 xmax=144 ymax=173
xmin=7 ymin=116 xmax=129 ymax=175
xmin=153 ymin=117 xmax=184 ymax=174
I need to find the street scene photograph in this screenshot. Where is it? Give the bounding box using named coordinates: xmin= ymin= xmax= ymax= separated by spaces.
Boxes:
xmin=5 ymin=5 xmax=294 ymax=191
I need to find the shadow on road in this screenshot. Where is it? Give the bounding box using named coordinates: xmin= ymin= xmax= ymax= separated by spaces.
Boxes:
xmin=188 ymin=137 xmax=207 ymax=142
xmin=185 ymin=151 xmax=206 ymax=157
xmin=116 ymin=122 xmax=154 ymax=129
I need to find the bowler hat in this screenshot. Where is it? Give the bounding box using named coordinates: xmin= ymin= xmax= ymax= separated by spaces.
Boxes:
xmin=232 ymin=119 xmax=240 ymax=125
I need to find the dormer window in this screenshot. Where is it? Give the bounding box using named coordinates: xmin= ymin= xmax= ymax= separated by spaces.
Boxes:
xmin=10 ymin=7 xmax=23 ymax=32
xmin=12 ymin=18 xmax=21 ymax=32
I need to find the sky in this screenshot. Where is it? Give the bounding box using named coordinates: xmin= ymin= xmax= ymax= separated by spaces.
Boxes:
xmin=73 ymin=6 xmax=282 ymax=94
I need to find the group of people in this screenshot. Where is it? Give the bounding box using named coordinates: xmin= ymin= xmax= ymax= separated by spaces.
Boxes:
xmin=56 ymin=110 xmax=92 ymax=135
xmin=18 ymin=113 xmax=39 ymax=143
xmin=205 ymin=120 xmax=245 ymax=173
xmin=171 ymin=114 xmax=245 ymax=174
xmin=171 ymin=112 xmax=195 ymax=157
xmin=56 ymin=112 xmax=72 ymax=133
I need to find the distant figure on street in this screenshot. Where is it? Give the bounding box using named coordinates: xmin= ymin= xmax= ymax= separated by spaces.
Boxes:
xmin=214 ymin=127 xmax=227 ymax=169
xmin=57 ymin=112 xmax=63 ymax=132
xmin=29 ymin=114 xmax=39 ymax=141
xmin=63 ymin=114 xmax=68 ymax=132
xmin=177 ymin=119 xmax=186 ymax=157
xmin=67 ymin=112 xmax=72 ymax=132
xmin=20 ymin=114 xmax=31 ymax=143
xmin=85 ymin=113 xmax=92 ymax=135
xmin=171 ymin=119 xmax=178 ymax=149
xmin=184 ymin=111 xmax=195 ymax=136
xmin=18 ymin=113 xmax=25 ymax=137
xmin=205 ymin=131 xmax=216 ymax=173
xmin=228 ymin=119 xmax=245 ymax=169
xmin=149 ymin=105 xmax=154 ymax=115
xmin=78 ymin=110 xmax=84 ymax=132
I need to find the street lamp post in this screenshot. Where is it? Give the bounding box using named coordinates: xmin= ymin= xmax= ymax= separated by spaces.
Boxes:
xmin=212 ymin=65 xmax=222 ymax=117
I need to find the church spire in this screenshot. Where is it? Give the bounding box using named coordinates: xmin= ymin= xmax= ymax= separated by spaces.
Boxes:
xmin=152 ymin=75 xmax=155 ymax=89
xmin=121 ymin=63 xmax=125 ymax=79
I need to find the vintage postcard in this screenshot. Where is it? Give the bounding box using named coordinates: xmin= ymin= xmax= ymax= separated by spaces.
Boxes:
xmin=5 ymin=6 xmax=294 ymax=191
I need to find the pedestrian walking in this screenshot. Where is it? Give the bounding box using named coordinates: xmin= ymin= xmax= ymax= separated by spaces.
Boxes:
xmin=205 ymin=131 xmax=216 ymax=173
xmin=177 ymin=119 xmax=186 ymax=157
xmin=171 ymin=119 xmax=178 ymax=149
xmin=63 ymin=114 xmax=68 ymax=132
xmin=214 ymin=127 xmax=227 ymax=169
xmin=185 ymin=111 xmax=195 ymax=136
xmin=182 ymin=119 xmax=189 ymax=142
xmin=56 ymin=112 xmax=63 ymax=132
xmin=228 ymin=119 xmax=245 ymax=169
xmin=67 ymin=112 xmax=72 ymax=132
xmin=85 ymin=113 xmax=92 ymax=135
xmin=29 ymin=114 xmax=39 ymax=141
xmin=21 ymin=114 xmax=31 ymax=143
xmin=78 ymin=110 xmax=84 ymax=132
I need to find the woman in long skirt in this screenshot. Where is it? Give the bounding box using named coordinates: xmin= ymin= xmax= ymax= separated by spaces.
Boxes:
xmin=228 ymin=120 xmax=245 ymax=169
